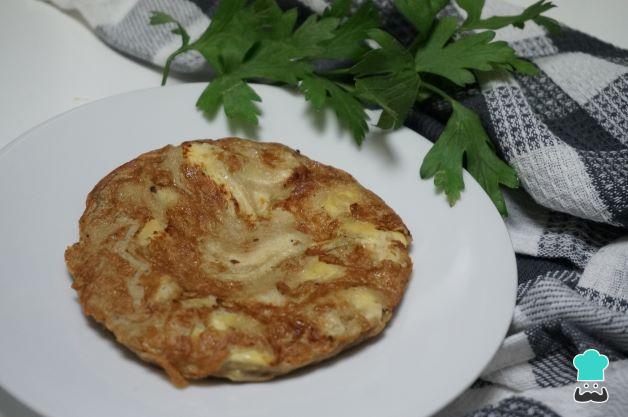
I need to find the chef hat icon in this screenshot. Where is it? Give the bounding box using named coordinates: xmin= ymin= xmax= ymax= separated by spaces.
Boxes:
xmin=573 ymin=349 xmax=609 ymax=381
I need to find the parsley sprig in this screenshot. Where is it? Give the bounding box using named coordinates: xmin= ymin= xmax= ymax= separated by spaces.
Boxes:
xmin=150 ymin=0 xmax=557 ymax=215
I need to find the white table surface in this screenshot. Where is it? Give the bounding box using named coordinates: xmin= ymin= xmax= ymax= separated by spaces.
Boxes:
xmin=0 ymin=0 xmax=626 ymax=416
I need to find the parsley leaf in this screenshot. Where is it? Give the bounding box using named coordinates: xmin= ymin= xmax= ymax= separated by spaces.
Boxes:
xmin=534 ymin=15 xmax=562 ymax=35
xmin=318 ymin=2 xmax=379 ymax=60
xmin=394 ymin=0 xmax=449 ymax=38
xmin=151 ymin=0 xmax=371 ymax=138
xmin=300 ymin=76 xmax=329 ymax=109
xmin=323 ymin=0 xmax=351 ymax=18
xmin=149 ymin=11 xmax=191 ymax=84
xmin=420 ymin=99 xmax=518 ymax=215
xmin=352 ymin=29 xmax=420 ymax=128
xmin=458 ymin=0 xmax=556 ymax=31
xmin=290 ymin=15 xmax=339 ymax=56
xmin=196 ymin=76 xmax=262 ymax=124
xmin=300 ymin=76 xmax=369 ymax=142
xmin=415 ymin=16 xmax=537 ymax=87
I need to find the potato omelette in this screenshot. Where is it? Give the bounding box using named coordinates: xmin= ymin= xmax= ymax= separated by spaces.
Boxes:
xmin=65 ymin=138 xmax=412 ymax=386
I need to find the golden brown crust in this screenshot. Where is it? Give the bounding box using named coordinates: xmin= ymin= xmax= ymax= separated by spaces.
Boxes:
xmin=65 ymin=138 xmax=412 ymax=386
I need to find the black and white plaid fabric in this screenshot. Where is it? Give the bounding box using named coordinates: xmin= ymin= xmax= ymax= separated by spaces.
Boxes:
xmin=44 ymin=0 xmax=628 ymax=415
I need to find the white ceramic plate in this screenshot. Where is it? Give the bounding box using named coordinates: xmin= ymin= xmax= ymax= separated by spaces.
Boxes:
xmin=0 ymin=84 xmax=516 ymax=417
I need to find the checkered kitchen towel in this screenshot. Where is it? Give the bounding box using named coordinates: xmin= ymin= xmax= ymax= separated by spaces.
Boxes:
xmin=44 ymin=0 xmax=628 ymax=415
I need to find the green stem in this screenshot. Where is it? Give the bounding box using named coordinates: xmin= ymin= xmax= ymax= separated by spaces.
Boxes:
xmin=160 ymin=46 xmax=191 ymax=86
xmin=161 ymin=55 xmax=174 ymax=86
xmin=408 ymin=33 xmax=426 ymax=54
xmin=422 ymin=82 xmax=454 ymax=102
xmin=317 ymin=67 xmax=352 ymax=76
xmin=334 ymin=81 xmax=356 ymax=93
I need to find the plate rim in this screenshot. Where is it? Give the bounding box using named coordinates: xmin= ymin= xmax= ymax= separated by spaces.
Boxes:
xmin=0 ymin=83 xmax=517 ymax=417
